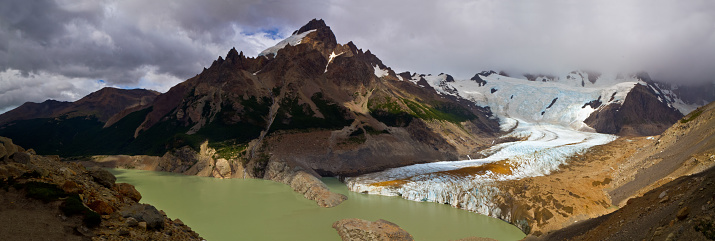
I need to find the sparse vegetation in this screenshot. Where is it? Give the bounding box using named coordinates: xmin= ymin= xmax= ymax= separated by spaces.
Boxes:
xmin=368 ymin=96 xmax=476 ymax=126
xmin=271 ymin=92 xmax=352 ymax=131
xmin=695 ymin=218 xmax=715 ymax=239
xmin=209 ymin=140 xmax=248 ymax=160
xmin=680 ymin=109 xmax=703 ymax=123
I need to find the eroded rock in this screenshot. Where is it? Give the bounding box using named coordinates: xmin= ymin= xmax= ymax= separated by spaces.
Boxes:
xmin=115 ymin=183 xmax=142 ymax=202
xmin=332 ymin=218 xmax=413 ymax=241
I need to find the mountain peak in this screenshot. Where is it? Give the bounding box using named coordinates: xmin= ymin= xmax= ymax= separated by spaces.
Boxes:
xmin=294 ymin=18 xmax=329 ymax=35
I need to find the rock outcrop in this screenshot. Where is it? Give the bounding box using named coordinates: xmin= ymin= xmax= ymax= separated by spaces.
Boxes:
xmin=0 ymin=137 xmax=203 ymax=240
xmin=332 ymin=219 xmax=414 ymax=241
xmin=264 ymin=159 xmax=346 ymax=207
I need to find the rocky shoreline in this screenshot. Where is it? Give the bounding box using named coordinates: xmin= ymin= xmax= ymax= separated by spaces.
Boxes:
xmin=79 ymin=141 xmax=348 ymax=208
xmin=0 ymin=137 xmax=203 ymax=240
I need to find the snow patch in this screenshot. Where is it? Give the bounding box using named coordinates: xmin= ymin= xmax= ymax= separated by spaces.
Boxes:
xmin=373 ymin=65 xmax=389 ymax=78
xmin=325 ymin=51 xmax=344 ymax=73
xmin=258 ymin=30 xmax=316 ymax=58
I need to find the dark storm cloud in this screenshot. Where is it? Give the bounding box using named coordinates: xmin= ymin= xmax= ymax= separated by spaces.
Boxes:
xmin=322 ymin=0 xmax=715 ymax=84
xmin=1 ymin=0 xmax=714 ymax=113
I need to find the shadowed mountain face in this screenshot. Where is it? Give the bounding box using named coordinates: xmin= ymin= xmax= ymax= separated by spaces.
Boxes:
xmin=0 ymin=87 xmax=159 ymax=125
xmin=584 ymin=84 xmax=684 ymax=136
xmin=0 ymin=19 xmax=500 ymax=177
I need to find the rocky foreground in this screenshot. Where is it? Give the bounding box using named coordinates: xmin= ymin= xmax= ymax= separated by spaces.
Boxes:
xmin=0 ymin=137 xmax=203 ymax=240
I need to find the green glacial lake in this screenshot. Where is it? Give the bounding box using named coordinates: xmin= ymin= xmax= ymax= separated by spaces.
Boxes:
xmin=110 ymin=169 xmax=525 ymax=241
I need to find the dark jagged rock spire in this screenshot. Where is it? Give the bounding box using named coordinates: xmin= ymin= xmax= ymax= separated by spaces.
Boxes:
xmin=294 ymin=18 xmax=329 ymax=35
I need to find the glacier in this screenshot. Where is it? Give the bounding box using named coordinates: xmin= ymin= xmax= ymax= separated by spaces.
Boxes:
xmin=345 ymin=72 xmax=639 ymax=220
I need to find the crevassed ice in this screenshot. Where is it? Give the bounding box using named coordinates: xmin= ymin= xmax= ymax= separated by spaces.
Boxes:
xmin=346 ymin=119 xmax=616 ymax=217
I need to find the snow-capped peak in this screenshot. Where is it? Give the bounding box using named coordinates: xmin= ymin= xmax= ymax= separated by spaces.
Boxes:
xmin=258 ymin=30 xmax=316 ymax=58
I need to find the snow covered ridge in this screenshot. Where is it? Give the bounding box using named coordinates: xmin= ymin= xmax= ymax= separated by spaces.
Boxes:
xmin=455 ymin=73 xmax=638 ymax=131
xmin=408 ymin=71 xmax=700 ymax=130
xmin=258 ymin=30 xmax=316 ymax=58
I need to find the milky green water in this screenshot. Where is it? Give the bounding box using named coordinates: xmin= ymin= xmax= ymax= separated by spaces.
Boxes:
xmin=110 ymin=169 xmax=525 ymax=241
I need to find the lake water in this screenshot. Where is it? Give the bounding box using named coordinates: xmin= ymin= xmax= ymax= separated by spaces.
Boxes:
xmin=110 ymin=169 xmax=525 ymax=241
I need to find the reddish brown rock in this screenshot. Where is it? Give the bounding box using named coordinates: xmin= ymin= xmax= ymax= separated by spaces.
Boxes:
xmin=60 ymin=180 xmax=82 ymax=194
xmin=88 ymin=200 xmax=114 ymax=215
xmin=332 ymin=219 xmax=413 ymax=241
xmin=115 ymin=183 xmax=142 ymax=202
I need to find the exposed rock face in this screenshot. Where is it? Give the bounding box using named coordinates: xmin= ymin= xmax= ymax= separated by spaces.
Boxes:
xmin=470 ymin=73 xmax=487 ymax=86
xmin=332 ymin=219 xmax=414 ymax=241
xmin=0 ymin=136 xmax=203 ymax=240
xmin=84 ymin=141 xmax=248 ymax=179
xmin=585 ymin=84 xmax=683 ymax=136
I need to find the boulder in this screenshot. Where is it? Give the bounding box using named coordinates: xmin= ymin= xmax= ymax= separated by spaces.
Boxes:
xmin=61 ymin=180 xmax=82 ymax=194
xmin=0 ymin=144 xmax=6 ymax=160
xmin=0 ymin=136 xmax=18 ymax=158
xmin=676 ymin=206 xmax=689 ymax=220
xmin=126 ymin=217 xmax=138 ymax=227
xmin=10 ymin=152 xmax=31 ymax=164
xmin=88 ymin=200 xmax=114 ymax=215
xmin=115 ymin=183 xmax=142 ymax=202
xmin=58 ymin=167 xmax=77 ymax=177
xmin=332 ymin=219 xmax=413 ymax=241
xmin=89 ymin=167 xmax=116 ymax=188
xmin=214 ymin=158 xmax=231 ymax=177
xmin=120 ymin=204 xmax=164 ymax=230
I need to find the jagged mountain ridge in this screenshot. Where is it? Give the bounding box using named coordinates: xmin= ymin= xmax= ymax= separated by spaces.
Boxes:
xmin=0 ymin=19 xmax=711 ymax=177
xmin=0 ymin=19 xmax=500 ymax=178
xmin=130 ymin=19 xmax=499 ymax=177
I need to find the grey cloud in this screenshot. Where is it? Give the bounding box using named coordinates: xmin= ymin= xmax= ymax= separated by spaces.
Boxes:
xmin=1 ymin=0 xmax=714 ymax=113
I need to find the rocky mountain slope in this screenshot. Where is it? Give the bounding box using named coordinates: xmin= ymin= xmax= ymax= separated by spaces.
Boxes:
xmin=0 ymin=136 xmax=202 ymax=240
xmin=539 ymin=164 xmax=715 ymax=241
xmin=0 ymin=87 xmax=158 ymax=125
xmin=0 ymin=19 xmax=501 ymax=181
xmin=513 ymin=100 xmax=715 ymax=237
xmin=0 ymin=88 xmax=160 ymax=156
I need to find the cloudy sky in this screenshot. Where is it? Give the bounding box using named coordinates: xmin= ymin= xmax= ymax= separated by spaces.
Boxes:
xmin=1 ymin=0 xmax=714 ymax=113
